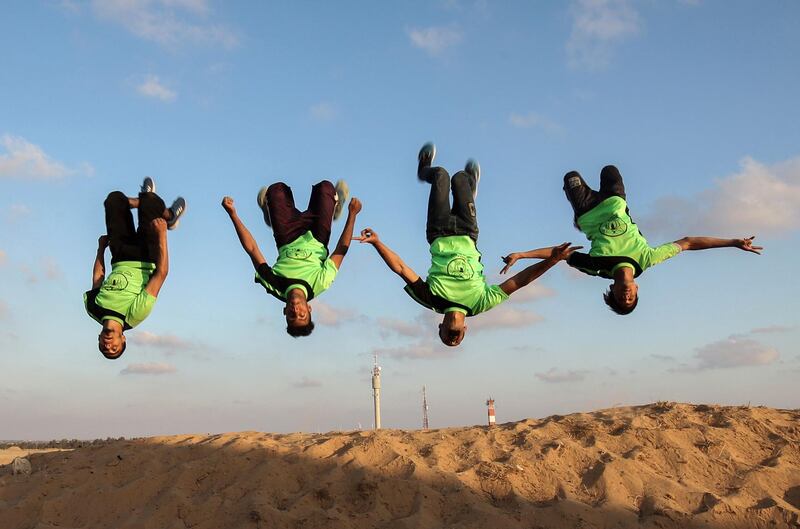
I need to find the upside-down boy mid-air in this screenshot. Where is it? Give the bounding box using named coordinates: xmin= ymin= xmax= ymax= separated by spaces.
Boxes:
xmin=222 ymin=179 xmax=360 ymax=337
xmin=501 ymin=165 xmax=763 ymax=315
xmin=358 ymin=142 xmax=579 ymax=347
xmin=84 ymin=177 xmax=186 ymax=359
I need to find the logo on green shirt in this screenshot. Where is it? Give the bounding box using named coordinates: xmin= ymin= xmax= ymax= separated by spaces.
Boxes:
xmin=286 ymin=247 xmax=313 ymax=260
xmin=104 ymin=271 xmax=130 ymax=291
xmin=446 ymin=257 xmax=474 ymax=280
xmin=599 ymin=216 xmax=628 ymax=237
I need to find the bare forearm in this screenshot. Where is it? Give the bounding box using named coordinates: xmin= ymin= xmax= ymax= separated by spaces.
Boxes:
xmin=518 ymin=247 xmax=557 ymax=260
xmin=372 ymin=241 xmax=406 ymax=275
xmin=228 ymin=212 xmax=260 ymax=255
xmin=156 ymin=237 xmax=169 ymax=277
xmin=332 ymin=211 xmax=358 ymax=260
xmin=500 ymin=258 xmax=558 ymax=295
xmin=676 ymin=237 xmax=737 ymax=251
xmin=92 ymin=248 xmax=106 ymax=287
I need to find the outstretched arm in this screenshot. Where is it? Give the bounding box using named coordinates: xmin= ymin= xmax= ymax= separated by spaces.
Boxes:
xmin=144 ymin=218 xmax=169 ymax=298
xmin=674 ymin=235 xmax=762 ymax=254
xmin=355 ymin=228 xmax=419 ymax=285
xmin=330 ymin=198 xmax=362 ymax=269
xmin=500 ymin=245 xmax=576 ymax=274
xmin=499 ymin=243 xmax=580 ymax=296
xmin=91 ymin=235 xmax=108 ymax=289
xmin=221 ymin=196 xmax=267 ymax=269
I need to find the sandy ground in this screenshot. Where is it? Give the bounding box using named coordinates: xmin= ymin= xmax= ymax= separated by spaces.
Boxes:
xmin=0 ymin=402 xmax=798 ymax=529
xmin=0 ymin=446 xmax=68 ymax=466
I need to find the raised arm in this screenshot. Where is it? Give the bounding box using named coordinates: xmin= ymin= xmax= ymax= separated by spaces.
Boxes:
xmin=673 ymin=235 xmax=762 ymax=254
xmin=221 ymin=196 xmax=267 ymax=269
xmin=91 ymin=235 xmax=108 ymax=289
xmin=330 ymin=198 xmax=362 ymax=269
xmin=499 ymin=243 xmax=580 ymax=296
xmin=144 ymin=218 xmax=169 ymax=298
xmin=355 ymin=228 xmax=419 ymax=285
xmin=500 ymin=245 xmax=567 ymax=274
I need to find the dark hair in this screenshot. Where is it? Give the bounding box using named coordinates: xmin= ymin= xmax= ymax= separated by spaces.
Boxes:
xmin=286 ymin=320 xmax=315 ymax=338
xmin=101 ymin=340 xmax=126 ymax=359
xmin=603 ymin=287 xmax=638 ymax=315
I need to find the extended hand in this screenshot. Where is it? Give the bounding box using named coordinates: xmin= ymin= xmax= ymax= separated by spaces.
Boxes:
xmin=221 ymin=196 xmax=236 ymax=214
xmin=500 ymin=253 xmax=520 ymax=275
xmin=736 ymin=236 xmax=763 ymax=255
xmin=550 ymin=242 xmax=582 ymax=261
xmin=354 ymin=228 xmax=379 ymax=244
xmin=348 ymin=197 xmax=362 ymax=215
xmin=150 ymin=217 xmax=168 ymax=237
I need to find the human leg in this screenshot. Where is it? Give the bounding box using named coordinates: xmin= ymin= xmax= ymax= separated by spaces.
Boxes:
xmin=450 ymin=171 xmax=479 ymax=242
xmin=425 ymin=167 xmax=454 ymax=244
xmin=563 ymin=170 xmax=600 ymax=225
xmin=307 ymin=180 xmax=337 ymax=248
xmin=104 ymin=191 xmax=143 ymax=264
xmin=266 ymin=182 xmax=309 ymax=248
xmin=599 ymin=164 xmax=626 ymax=199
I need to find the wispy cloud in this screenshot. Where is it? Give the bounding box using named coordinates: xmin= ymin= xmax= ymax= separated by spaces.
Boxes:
xmin=640 ymin=156 xmax=800 ymax=237
xmin=672 ymin=334 xmax=780 ymax=372
xmin=468 ymin=305 xmax=543 ymax=333
xmin=750 ymin=325 xmax=795 ymax=335
xmin=120 ymin=362 xmax=177 ymax=375
xmin=508 ymin=112 xmax=565 ymax=135
xmin=91 ymin=0 xmax=239 ymax=49
xmin=308 ymin=102 xmax=338 ymax=122
xmin=377 ymin=317 xmax=423 ymax=339
xmin=310 ymin=300 xmax=362 ymax=327
xmin=0 ymin=135 xmax=90 ymax=180
xmin=43 ymin=257 xmax=63 ymax=281
xmin=6 ymin=204 xmax=31 ymax=222
xmin=407 ymin=25 xmax=463 ymax=56
xmin=650 ymin=354 xmax=676 ymax=362
xmin=535 ymin=368 xmax=589 ymax=383
xmin=292 ymin=376 xmax=322 ymax=389
xmin=374 ymin=343 xmax=457 ymax=361
xmin=130 ymin=331 xmax=194 ymax=350
xmin=137 ymin=74 xmax=177 ymax=102
xmin=567 ymin=0 xmax=641 ymax=70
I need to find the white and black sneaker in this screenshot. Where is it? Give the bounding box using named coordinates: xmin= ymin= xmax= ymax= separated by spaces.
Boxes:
xmin=333 ymin=179 xmax=349 ymax=221
xmin=465 ymin=159 xmax=480 ymax=199
xmin=141 ymin=177 xmax=156 ymax=194
xmin=417 ymin=142 xmax=436 ymax=182
xmin=167 ymin=197 xmax=186 ymax=230
xmin=257 ymin=186 xmax=271 ymax=228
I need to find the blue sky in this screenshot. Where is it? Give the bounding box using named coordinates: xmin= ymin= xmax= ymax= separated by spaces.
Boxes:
xmin=1 ymin=0 xmax=798 ymax=439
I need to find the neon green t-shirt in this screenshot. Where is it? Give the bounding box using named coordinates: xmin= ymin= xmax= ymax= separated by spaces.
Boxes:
xmin=255 ymin=231 xmax=338 ymax=300
xmin=407 ymin=235 xmax=507 ymax=316
xmin=577 ymin=196 xmax=681 ymax=272
xmin=84 ymin=261 xmax=157 ymax=328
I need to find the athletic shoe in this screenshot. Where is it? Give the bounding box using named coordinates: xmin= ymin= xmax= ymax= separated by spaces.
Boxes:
xmin=333 ymin=179 xmax=349 ymax=221
xmin=417 ymin=142 xmax=436 ymax=182
xmin=465 ymin=159 xmax=481 ymax=198
xmin=257 ymin=186 xmax=271 ymax=228
xmin=167 ymin=197 xmax=186 ymax=230
xmin=141 ymin=177 xmax=156 ymax=194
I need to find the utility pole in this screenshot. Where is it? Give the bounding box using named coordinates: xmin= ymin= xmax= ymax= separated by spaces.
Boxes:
xmin=422 ymin=386 xmax=430 ymax=430
xmin=372 ymin=354 xmax=382 ymax=430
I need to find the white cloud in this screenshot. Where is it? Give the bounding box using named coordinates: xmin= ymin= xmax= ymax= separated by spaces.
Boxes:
xmin=292 ymin=376 xmax=322 ymax=389
xmin=0 ymin=135 xmax=85 ymax=180
xmin=468 ymin=305 xmax=543 ymax=333
xmin=130 ymin=331 xmax=192 ymax=349
xmin=692 ymin=336 xmax=779 ymax=370
xmin=6 ymin=204 xmax=31 ymax=222
xmin=641 ymin=156 xmax=800 ymax=237
xmin=567 ymin=0 xmax=641 ymax=70
xmin=750 ymin=325 xmax=795 ymax=335
xmin=407 ymin=25 xmax=463 ymax=56
xmin=92 ymin=0 xmax=238 ymax=49
xmin=119 ymin=362 xmax=177 ymax=375
xmin=309 ymin=102 xmax=338 ymax=121
xmin=374 ymin=343 xmax=457 ymax=361
xmin=310 ymin=300 xmax=360 ymax=327
xmin=535 ymin=368 xmax=588 ymax=383
xmin=137 ymin=75 xmax=177 ymax=102
xmin=377 ymin=317 xmax=423 ymax=338
xmin=508 ymin=112 xmax=565 ymax=135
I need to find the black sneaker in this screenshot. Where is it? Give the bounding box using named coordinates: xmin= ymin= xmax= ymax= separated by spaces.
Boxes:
xmin=141 ymin=177 xmax=156 ymax=194
xmin=167 ymin=197 xmax=186 ymax=230
xmin=257 ymin=186 xmax=271 ymax=228
xmin=333 ymin=179 xmax=350 ymax=221
xmin=465 ymin=159 xmax=480 ymax=198
xmin=417 ymin=142 xmax=436 ymax=182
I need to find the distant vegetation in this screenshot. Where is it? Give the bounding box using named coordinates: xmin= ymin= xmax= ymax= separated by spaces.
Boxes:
xmin=0 ymin=438 xmax=130 ymax=450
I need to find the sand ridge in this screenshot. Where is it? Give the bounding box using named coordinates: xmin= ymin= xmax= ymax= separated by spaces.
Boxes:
xmin=1 ymin=402 xmax=798 ymax=528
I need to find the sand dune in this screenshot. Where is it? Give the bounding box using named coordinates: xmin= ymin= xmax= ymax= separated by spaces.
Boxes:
xmin=1 ymin=402 xmax=798 ymax=528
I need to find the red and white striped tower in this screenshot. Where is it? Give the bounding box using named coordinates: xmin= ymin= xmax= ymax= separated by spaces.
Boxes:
xmin=486 ymin=398 xmax=496 ymax=427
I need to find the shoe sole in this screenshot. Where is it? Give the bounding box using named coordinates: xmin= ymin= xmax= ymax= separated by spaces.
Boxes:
xmin=141 ymin=177 xmax=156 ymax=194
xmin=168 ymin=199 xmax=186 ymax=230
xmin=333 ymin=180 xmax=349 ymax=221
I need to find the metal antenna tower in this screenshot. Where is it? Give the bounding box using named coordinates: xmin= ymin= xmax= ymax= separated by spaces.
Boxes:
xmin=422 ymin=386 xmax=430 ymax=430
xmin=372 ymin=354 xmax=382 ymax=430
